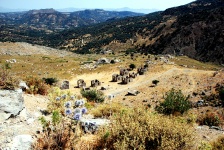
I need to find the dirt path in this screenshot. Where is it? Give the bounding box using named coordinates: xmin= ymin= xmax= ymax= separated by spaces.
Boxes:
xmin=70 ymin=65 xmax=214 ymax=103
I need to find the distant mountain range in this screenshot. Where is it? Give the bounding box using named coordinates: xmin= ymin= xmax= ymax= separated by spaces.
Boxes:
xmin=57 ymin=7 xmax=159 ymax=14
xmin=0 ymin=0 xmax=223 ymax=64
xmin=0 ymin=8 xmax=144 ymax=30
xmin=0 ymin=7 xmax=158 ymax=14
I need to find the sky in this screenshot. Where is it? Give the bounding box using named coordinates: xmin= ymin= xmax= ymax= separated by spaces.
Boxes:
xmin=0 ymin=0 xmax=195 ymax=10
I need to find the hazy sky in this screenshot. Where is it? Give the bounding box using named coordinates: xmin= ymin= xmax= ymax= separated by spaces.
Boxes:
xmin=0 ymin=0 xmax=195 ymax=10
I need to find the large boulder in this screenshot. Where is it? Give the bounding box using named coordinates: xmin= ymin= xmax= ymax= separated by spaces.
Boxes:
xmin=11 ymin=134 xmax=33 ymax=150
xmin=0 ymin=89 xmax=24 ymax=121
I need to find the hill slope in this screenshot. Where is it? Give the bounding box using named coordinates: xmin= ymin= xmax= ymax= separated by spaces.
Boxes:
xmin=0 ymin=8 xmax=143 ymax=30
xmin=0 ymin=0 xmax=223 ymax=63
xmin=46 ymin=0 xmax=224 ymax=64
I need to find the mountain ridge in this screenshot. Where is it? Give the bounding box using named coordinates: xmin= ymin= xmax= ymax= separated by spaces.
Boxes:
xmin=0 ymin=0 xmax=223 ymax=64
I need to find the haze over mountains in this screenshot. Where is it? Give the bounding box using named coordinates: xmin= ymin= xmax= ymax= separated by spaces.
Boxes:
xmin=0 ymin=0 xmax=223 ymax=64
xmin=0 ymin=8 xmax=143 ymax=30
xmin=0 ymin=7 xmax=158 ymax=14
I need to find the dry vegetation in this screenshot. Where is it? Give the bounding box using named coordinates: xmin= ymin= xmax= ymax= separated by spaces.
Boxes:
xmin=1 ymin=42 xmax=224 ymax=149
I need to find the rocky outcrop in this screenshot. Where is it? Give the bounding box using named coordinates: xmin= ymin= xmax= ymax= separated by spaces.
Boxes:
xmin=0 ymin=89 xmax=24 ymax=121
xmin=11 ymin=135 xmax=33 ymax=150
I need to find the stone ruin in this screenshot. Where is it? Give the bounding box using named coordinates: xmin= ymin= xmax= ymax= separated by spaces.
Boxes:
xmin=60 ymin=80 xmax=70 ymax=89
xmin=77 ymin=79 xmax=86 ymax=88
xmin=91 ymin=79 xmax=101 ymax=87
xmin=112 ymin=74 xmax=122 ymax=82
xmin=112 ymin=68 xmax=137 ymax=84
xmin=129 ymin=72 xmax=138 ymax=78
xmin=121 ymin=76 xmax=133 ymax=84
xmin=137 ymin=66 xmax=148 ymax=75
xmin=120 ymin=68 xmax=129 ymax=76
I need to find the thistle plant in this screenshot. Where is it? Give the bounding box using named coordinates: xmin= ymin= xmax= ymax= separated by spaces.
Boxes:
xmin=47 ymin=87 xmax=73 ymax=113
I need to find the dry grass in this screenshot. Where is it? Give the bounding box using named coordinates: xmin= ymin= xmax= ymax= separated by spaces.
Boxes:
xmin=94 ymin=107 xmax=195 ymax=150
xmin=173 ymin=56 xmax=222 ymax=71
xmin=90 ymin=102 xmax=128 ymax=118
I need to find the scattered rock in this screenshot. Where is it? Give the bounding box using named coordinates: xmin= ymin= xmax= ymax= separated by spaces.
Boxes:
xmin=209 ymin=126 xmax=223 ymax=131
xmin=143 ymin=100 xmax=148 ymax=102
xmin=0 ymin=89 xmax=24 ymax=122
xmin=126 ymin=90 xmax=140 ymax=96
xmin=19 ymin=81 xmax=29 ymax=91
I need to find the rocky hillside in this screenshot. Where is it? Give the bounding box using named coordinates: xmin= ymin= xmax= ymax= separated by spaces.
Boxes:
xmin=0 ymin=0 xmax=223 ymax=64
xmin=0 ymin=8 xmax=143 ymax=31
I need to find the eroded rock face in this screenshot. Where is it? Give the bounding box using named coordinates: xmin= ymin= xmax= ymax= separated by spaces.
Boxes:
xmin=0 ymin=89 xmax=24 ymax=121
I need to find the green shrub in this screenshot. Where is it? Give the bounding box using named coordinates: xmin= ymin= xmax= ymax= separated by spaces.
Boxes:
xmin=43 ymin=77 xmax=58 ymax=86
xmin=152 ymin=80 xmax=159 ymax=86
xmin=129 ymin=63 xmax=136 ymax=70
xmin=110 ymin=60 xmax=115 ymax=64
xmin=96 ymin=107 xmax=194 ymax=150
xmin=219 ymin=88 xmax=224 ymax=106
xmin=156 ymin=88 xmax=191 ymax=115
xmin=81 ymin=89 xmax=104 ymax=103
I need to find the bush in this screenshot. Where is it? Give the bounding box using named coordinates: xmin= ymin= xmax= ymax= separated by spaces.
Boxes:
xmin=110 ymin=60 xmax=115 ymax=64
xmin=25 ymin=76 xmax=50 ymax=95
xmin=156 ymin=88 xmax=191 ymax=115
xmin=0 ymin=62 xmax=18 ymax=90
xmin=219 ymin=88 xmax=224 ymax=106
xmin=90 ymin=103 xmax=127 ymax=118
xmin=211 ymin=135 xmax=224 ymax=150
xmin=95 ymin=107 xmax=194 ymax=150
xmin=43 ymin=77 xmax=58 ymax=86
xmin=33 ymin=111 xmax=79 ymax=150
xmin=197 ymin=112 xmax=221 ymax=126
xmin=152 ymin=80 xmax=159 ymax=86
xmin=81 ymin=89 xmax=104 ymax=103
xmin=47 ymin=87 xmax=74 ymax=113
xmin=129 ymin=63 xmax=136 ymax=70
xmin=198 ymin=141 xmax=212 ymax=150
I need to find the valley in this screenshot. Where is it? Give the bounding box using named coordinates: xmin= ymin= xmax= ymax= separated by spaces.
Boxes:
xmin=0 ymin=0 xmax=224 ymax=149
xmin=0 ymin=42 xmax=223 ymax=149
